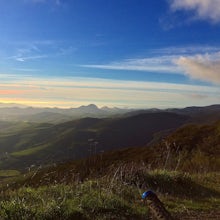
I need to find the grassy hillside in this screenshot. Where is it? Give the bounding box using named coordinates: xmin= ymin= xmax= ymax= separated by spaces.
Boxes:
xmin=96 ymin=120 xmax=220 ymax=173
xmin=1 ymin=166 xmax=219 ymax=219
xmin=155 ymin=120 xmax=220 ymax=172
xmin=7 ymin=120 xmax=219 ymax=189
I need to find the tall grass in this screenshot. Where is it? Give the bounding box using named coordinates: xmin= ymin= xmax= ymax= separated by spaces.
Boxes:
xmin=0 ymin=161 xmax=219 ymax=219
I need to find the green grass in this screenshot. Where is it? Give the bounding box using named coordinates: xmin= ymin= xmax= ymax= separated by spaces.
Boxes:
xmin=0 ymin=167 xmax=219 ymax=220
xmin=10 ymin=144 xmax=48 ymax=157
xmin=0 ymin=181 xmax=147 ymax=219
xmin=0 ymin=170 xmax=20 ymax=178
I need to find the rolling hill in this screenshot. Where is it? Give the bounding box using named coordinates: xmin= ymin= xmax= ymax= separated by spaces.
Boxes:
xmin=0 ymin=112 xmax=188 ymax=171
xmin=15 ymin=119 xmax=220 ymax=188
xmin=125 ymin=104 xmax=220 ymax=124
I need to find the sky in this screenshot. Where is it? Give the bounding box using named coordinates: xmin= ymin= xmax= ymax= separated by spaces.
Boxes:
xmin=0 ymin=0 xmax=220 ymax=109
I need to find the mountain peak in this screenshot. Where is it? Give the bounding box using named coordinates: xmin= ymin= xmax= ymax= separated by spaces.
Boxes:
xmin=79 ymin=104 xmax=99 ymax=109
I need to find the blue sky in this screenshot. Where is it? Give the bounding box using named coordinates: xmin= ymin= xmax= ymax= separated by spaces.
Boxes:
xmin=0 ymin=0 xmax=220 ymax=108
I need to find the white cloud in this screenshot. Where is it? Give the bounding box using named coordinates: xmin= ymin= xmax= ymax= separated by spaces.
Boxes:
xmin=81 ymin=56 xmax=181 ymax=73
xmin=14 ymin=55 xmax=47 ymax=62
xmin=18 ymin=76 xmax=218 ymax=92
xmin=175 ymin=53 xmax=220 ymax=84
xmin=5 ymin=40 xmax=72 ymax=62
xmin=81 ymin=46 xmax=220 ymax=85
xmin=12 ymin=68 xmax=40 ymax=72
xmin=151 ymin=46 xmax=220 ymax=56
xmin=170 ymin=0 xmax=220 ymax=23
xmin=6 ymin=42 xmax=47 ymax=62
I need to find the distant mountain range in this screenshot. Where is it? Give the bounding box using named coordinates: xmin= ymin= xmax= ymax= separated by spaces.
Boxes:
xmin=0 ymin=103 xmax=132 ymax=123
xmin=0 ymin=103 xmax=220 ymax=124
xmin=0 ymin=103 xmax=28 ymax=108
xmin=124 ymin=104 xmax=220 ymax=124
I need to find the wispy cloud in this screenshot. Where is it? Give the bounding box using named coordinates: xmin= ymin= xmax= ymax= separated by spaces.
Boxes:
xmin=1 ymin=74 xmax=219 ymax=108
xmin=151 ymin=45 xmax=220 ymax=56
xmin=81 ymin=56 xmax=181 ymax=73
xmin=5 ymin=40 xmax=74 ymax=62
xmin=10 ymin=76 xmax=219 ymax=93
xmin=12 ymin=68 xmax=40 ymax=72
xmin=188 ymin=93 xmax=209 ymax=100
xmin=56 ymin=46 xmax=77 ymax=56
xmin=0 ymin=90 xmax=24 ymax=95
xmin=170 ymin=0 xmax=220 ymax=24
xmin=27 ymin=0 xmax=62 ymax=6
xmin=7 ymin=41 xmax=48 ymax=62
xmin=14 ymin=55 xmax=47 ymax=62
xmin=81 ymin=46 xmax=220 ymax=85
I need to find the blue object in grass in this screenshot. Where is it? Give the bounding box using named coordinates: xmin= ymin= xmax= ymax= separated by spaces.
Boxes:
xmin=142 ymin=190 xmax=154 ymax=199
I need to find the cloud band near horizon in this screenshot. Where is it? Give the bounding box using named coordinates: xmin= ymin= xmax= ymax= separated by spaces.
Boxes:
xmin=0 ymin=75 xmax=219 ymax=108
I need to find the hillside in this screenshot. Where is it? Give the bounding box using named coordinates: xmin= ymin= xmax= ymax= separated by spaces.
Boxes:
xmin=0 ymin=112 xmax=188 ymax=171
xmin=13 ymin=120 xmax=219 ymax=188
xmin=125 ymin=104 xmax=220 ymax=124
xmin=0 ymin=121 xmax=219 ymax=219
xmin=88 ymin=120 xmax=220 ymax=173
xmin=156 ymin=120 xmax=220 ymax=172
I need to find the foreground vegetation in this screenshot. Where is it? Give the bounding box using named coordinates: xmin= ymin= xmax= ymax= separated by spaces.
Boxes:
xmin=0 ymin=164 xmax=219 ymax=219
